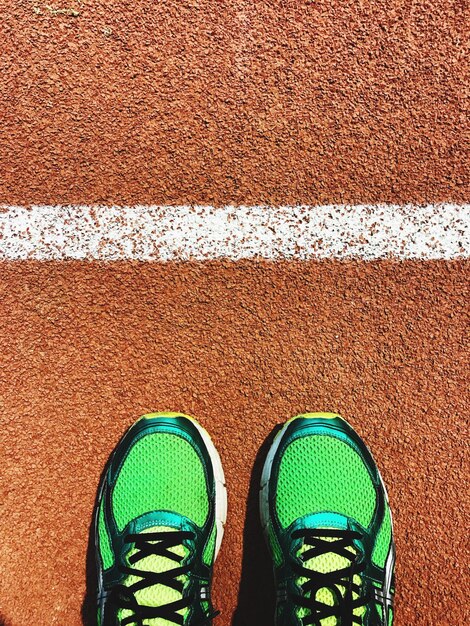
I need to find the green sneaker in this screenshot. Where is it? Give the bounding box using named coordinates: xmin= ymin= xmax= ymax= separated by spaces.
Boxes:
xmin=95 ymin=412 xmax=227 ymax=626
xmin=260 ymin=413 xmax=395 ymax=626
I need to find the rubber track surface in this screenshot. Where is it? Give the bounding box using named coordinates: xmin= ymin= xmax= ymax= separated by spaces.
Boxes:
xmin=1 ymin=1 xmax=468 ymax=624
xmin=1 ymin=261 xmax=468 ymax=625
xmin=0 ymin=0 xmax=468 ymax=205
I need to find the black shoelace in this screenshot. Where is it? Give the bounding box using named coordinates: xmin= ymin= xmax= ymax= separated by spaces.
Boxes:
xmin=105 ymin=530 xmax=218 ymax=626
xmin=289 ymin=528 xmax=370 ymax=626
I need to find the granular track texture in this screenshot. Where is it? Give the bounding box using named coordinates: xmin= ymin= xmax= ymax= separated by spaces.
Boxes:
xmin=0 ymin=0 xmax=468 ymax=205
xmin=1 ymin=1 xmax=469 ymax=624
xmin=0 ymin=260 xmax=468 ymax=626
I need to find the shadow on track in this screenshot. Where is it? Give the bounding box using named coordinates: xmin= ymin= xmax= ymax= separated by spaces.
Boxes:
xmin=81 ymin=456 xmax=112 ymax=626
xmin=232 ymin=427 xmax=280 ymax=626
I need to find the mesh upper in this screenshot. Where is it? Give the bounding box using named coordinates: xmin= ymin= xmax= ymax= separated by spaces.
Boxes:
xmin=372 ymin=505 xmax=392 ymax=568
xmin=98 ymin=496 xmax=114 ymax=570
xmin=375 ymin=603 xmax=383 ymax=621
xmin=112 ymin=433 xmax=209 ymax=531
xmin=202 ymin=522 xmax=217 ymax=566
xmin=276 ymin=434 xmax=376 ymax=529
xmin=268 ymin=523 xmax=283 ymax=567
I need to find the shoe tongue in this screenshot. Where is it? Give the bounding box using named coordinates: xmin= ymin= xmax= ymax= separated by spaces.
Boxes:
xmin=292 ymin=515 xmax=366 ymax=626
xmin=119 ymin=525 xmax=191 ymax=626
xmin=299 ymin=527 xmax=357 ymax=575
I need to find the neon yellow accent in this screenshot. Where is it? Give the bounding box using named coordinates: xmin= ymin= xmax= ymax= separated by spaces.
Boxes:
xmin=140 ymin=412 xmax=198 ymax=421
xmin=296 ymin=412 xmax=342 ymax=420
xmin=282 ymin=413 xmax=342 ymax=428
xmin=296 ymin=533 xmax=365 ymax=625
xmin=120 ymin=527 xmax=190 ymax=626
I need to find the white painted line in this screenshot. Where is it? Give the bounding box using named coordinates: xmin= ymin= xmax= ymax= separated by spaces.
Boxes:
xmin=0 ymin=204 xmax=468 ymax=260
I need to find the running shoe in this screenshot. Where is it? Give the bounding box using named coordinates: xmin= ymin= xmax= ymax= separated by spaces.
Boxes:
xmin=260 ymin=412 xmax=395 ymax=626
xmin=95 ymin=412 xmax=227 ymax=626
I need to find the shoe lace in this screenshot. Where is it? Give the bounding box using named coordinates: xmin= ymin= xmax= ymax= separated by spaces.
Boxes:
xmin=105 ymin=530 xmax=218 ymax=626
xmin=289 ymin=528 xmax=370 ymax=626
